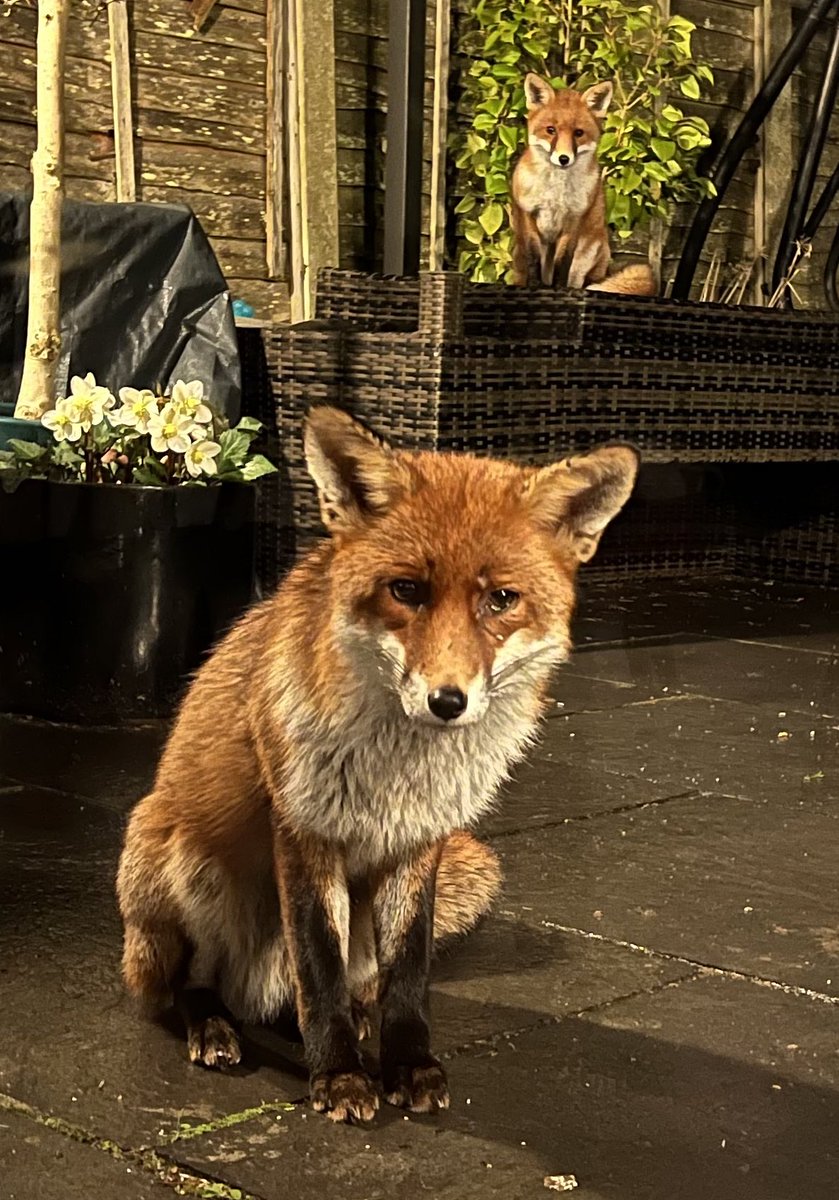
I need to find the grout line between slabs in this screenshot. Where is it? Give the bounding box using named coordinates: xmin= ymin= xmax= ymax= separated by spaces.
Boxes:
xmin=440 ymin=969 xmax=701 ymax=1063
xmin=537 ymin=922 xmax=839 ymax=1006
xmin=0 ymin=1091 xmax=270 ymax=1200
xmin=487 ymin=790 xmax=702 ymax=841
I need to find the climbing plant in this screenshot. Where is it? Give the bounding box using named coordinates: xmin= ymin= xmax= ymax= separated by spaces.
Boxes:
xmin=452 ymin=0 xmax=717 ymax=283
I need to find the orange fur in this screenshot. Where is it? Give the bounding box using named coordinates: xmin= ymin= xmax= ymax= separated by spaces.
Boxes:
xmin=116 ymin=410 xmax=639 ymax=1114
xmin=511 ymin=74 xmax=656 ymax=295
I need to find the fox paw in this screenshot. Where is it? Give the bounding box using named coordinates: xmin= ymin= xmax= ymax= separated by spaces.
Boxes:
xmin=311 ymin=1070 xmax=379 ymax=1123
xmin=188 ymin=1016 xmax=242 ymax=1069
xmin=383 ymin=1060 xmax=449 ymax=1113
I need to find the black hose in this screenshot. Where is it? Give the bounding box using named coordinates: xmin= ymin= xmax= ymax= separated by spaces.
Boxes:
xmin=672 ymin=0 xmax=839 ymax=300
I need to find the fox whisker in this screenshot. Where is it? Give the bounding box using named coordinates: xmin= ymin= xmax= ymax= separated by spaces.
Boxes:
xmin=489 ymin=644 xmax=558 ymax=691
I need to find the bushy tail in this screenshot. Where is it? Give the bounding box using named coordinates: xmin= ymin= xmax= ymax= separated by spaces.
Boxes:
xmin=587 ymin=263 xmax=657 ymax=296
xmin=434 ymin=830 xmax=502 ymax=940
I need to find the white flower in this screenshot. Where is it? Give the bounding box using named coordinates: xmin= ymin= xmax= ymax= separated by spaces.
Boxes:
xmin=184 ymin=439 xmax=222 ymax=478
xmin=67 ymin=372 xmax=115 ymax=430
xmin=147 ymin=403 xmax=194 ymax=454
xmin=109 ymin=387 xmax=159 ymax=433
xmin=170 ymin=379 xmax=213 ymax=426
xmin=42 ymin=397 xmax=83 ymax=443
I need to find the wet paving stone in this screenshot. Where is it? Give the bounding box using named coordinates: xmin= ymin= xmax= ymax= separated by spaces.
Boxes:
xmin=567 ymin=637 xmax=839 ymax=718
xmin=496 ymin=786 xmax=839 ymax=994
xmin=166 ymin=973 xmax=839 ymax=1200
xmin=0 ymin=714 xmax=167 ymax=811
xmin=533 ymin=694 xmax=838 ymax=805
xmin=0 ymin=1106 xmax=173 ymax=1199
xmin=0 ymin=788 xmax=305 ymax=1147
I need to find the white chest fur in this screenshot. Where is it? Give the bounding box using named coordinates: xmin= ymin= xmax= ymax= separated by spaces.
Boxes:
xmin=277 ymin=684 xmax=542 ymax=870
xmin=517 ymin=156 xmax=599 ymax=242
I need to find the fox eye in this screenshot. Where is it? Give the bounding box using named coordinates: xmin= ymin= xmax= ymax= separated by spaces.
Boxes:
xmin=389 ymin=579 xmax=429 ymax=607
xmin=486 ymin=588 xmax=520 ymax=615
xmin=545 ymin=125 xmax=556 ymax=135
xmin=573 ymin=128 xmax=585 ymax=138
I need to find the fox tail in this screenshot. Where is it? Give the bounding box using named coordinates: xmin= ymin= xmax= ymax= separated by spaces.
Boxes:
xmin=587 ymin=263 xmax=657 ymax=296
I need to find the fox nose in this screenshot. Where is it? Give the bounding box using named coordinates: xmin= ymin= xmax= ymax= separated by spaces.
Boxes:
xmin=557 ymin=153 xmax=571 ymax=167
xmin=427 ymin=686 xmax=468 ymax=722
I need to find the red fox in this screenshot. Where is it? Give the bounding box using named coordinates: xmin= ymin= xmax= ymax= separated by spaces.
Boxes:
xmin=116 ymin=408 xmax=639 ymax=1122
xmin=511 ymin=73 xmax=656 ymax=296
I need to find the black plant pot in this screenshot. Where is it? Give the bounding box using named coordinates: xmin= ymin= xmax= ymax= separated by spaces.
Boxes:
xmin=0 ymin=480 xmax=257 ymax=721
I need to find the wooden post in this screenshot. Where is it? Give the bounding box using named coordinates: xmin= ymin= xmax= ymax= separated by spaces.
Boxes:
xmin=756 ymin=0 xmax=794 ymax=306
xmin=428 ymin=0 xmax=451 ymax=271
xmin=15 ymin=0 xmax=70 ymax=419
xmin=107 ymin=0 xmax=136 ymax=202
xmin=266 ymin=0 xmax=285 ymax=278
xmin=285 ymin=0 xmax=339 ymax=321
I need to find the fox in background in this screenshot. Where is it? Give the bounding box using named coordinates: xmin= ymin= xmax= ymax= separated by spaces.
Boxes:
xmin=117 ymin=407 xmax=639 ymax=1122
xmin=511 ymin=72 xmax=656 ymax=296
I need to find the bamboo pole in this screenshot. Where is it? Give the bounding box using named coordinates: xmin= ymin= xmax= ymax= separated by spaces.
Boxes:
xmin=429 ymin=0 xmax=451 ymax=271
xmin=107 ymin=0 xmax=136 ymax=202
xmin=265 ymin=0 xmax=285 ymax=278
xmin=15 ymin=0 xmax=70 ymax=419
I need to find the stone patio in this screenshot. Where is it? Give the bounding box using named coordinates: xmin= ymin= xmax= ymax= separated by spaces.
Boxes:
xmin=1 ymin=577 xmax=837 ymax=1200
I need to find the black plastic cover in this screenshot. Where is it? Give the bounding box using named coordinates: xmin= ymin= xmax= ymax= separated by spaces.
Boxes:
xmin=0 ymin=193 xmax=241 ymax=418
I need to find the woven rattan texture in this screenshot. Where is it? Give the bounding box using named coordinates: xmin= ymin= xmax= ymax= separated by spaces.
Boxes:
xmin=269 ymin=270 xmax=839 ymax=585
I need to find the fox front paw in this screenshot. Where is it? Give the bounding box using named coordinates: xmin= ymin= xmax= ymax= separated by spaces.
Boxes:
xmin=187 ymin=1017 xmax=242 ymax=1069
xmin=311 ymin=1070 xmax=380 ymax=1123
xmin=383 ymin=1059 xmax=449 ymax=1113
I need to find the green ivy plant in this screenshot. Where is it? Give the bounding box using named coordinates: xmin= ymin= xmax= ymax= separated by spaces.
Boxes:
xmin=453 ymin=0 xmax=716 ymax=283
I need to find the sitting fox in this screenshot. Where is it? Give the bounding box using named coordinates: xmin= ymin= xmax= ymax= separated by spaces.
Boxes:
xmin=116 ymin=407 xmax=639 ymax=1123
xmin=511 ymin=73 xmax=655 ymax=296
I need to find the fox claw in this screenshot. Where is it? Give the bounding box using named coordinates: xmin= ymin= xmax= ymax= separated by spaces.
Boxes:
xmin=311 ymin=1070 xmax=380 ymax=1123
xmin=383 ymin=1061 xmax=449 ymax=1113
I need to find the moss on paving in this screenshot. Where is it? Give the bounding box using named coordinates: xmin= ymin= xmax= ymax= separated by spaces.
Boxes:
xmin=161 ymin=1100 xmax=298 ymax=1145
xmin=0 ymin=1092 xmax=265 ymax=1199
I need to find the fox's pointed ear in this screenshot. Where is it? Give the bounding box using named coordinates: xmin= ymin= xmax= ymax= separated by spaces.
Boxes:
xmin=582 ymin=80 xmax=613 ymax=120
xmin=303 ymin=407 xmax=410 ymax=533
xmin=524 ymin=72 xmax=555 ymax=110
xmin=523 ymin=444 xmax=639 ymax=562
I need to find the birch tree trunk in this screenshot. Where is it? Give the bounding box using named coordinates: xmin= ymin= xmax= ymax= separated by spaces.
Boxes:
xmin=14 ymin=0 xmax=70 ymax=419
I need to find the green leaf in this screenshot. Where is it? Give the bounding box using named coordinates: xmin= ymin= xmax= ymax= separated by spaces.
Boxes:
xmin=478 ymin=201 xmax=505 ymax=235
xmin=661 ymin=103 xmax=683 ymax=122
xmin=7 ymin=438 xmax=47 ymax=462
xmin=240 ymin=454 xmax=278 ymax=481
xmin=498 ymin=124 xmax=519 ymax=152
xmin=216 ymin=428 xmax=251 ymax=472
xmin=679 ymin=75 xmax=701 ymax=99
xmin=651 ymin=137 xmax=676 ymax=161
xmin=454 ymin=194 xmax=477 ymax=214
xmin=234 ymin=415 xmax=263 ymax=434
xmin=132 ymin=464 xmax=167 ymax=486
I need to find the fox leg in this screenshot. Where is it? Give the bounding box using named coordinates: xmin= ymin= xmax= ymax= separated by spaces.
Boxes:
xmin=274 ymin=827 xmax=378 ymax=1123
xmin=374 ymin=843 xmax=449 ymax=1113
xmin=511 ymin=205 xmax=541 ymax=286
xmin=568 ymin=236 xmax=610 ymax=289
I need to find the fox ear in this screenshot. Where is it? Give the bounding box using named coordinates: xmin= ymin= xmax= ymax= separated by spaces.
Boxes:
xmin=582 ymin=80 xmax=613 ymax=120
xmin=303 ymin=407 xmax=410 ymax=533
xmin=523 ymin=444 xmax=639 ymax=562
xmin=524 ymin=73 xmax=555 ymax=110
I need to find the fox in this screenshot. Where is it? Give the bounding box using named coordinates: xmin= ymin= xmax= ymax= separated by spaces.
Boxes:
xmin=116 ymin=407 xmax=639 ymax=1123
xmin=511 ymin=73 xmax=656 ymax=296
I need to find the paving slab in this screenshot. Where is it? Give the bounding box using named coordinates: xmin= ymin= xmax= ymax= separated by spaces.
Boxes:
xmin=0 ymin=788 xmax=305 ymax=1147
xmin=574 ymin=579 xmax=839 ymax=653
xmin=0 ymin=1105 xmax=173 ymax=1200
xmin=481 ymin=745 xmax=689 ymax=837
xmin=533 ymin=694 xmax=838 ymax=804
xmin=167 ymin=973 xmax=839 ymax=1200
xmin=496 ymin=786 xmax=839 ymax=994
xmin=0 ymin=714 xmax=166 ymax=810
xmin=567 ymin=637 xmax=839 ymax=718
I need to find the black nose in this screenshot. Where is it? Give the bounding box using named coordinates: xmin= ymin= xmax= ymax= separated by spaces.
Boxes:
xmin=558 ymin=154 xmax=570 ymax=166
xmin=427 ymin=686 xmax=468 ymax=722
